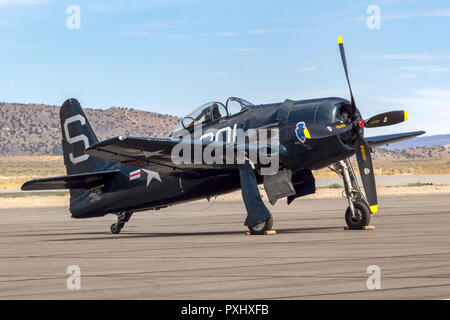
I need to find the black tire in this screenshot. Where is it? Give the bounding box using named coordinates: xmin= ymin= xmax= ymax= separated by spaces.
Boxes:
xmin=110 ymin=223 xmax=122 ymax=234
xmin=248 ymin=217 xmax=273 ymax=235
xmin=345 ymin=202 xmax=371 ymax=230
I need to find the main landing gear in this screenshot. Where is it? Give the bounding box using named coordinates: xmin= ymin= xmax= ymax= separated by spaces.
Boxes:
xmin=239 ymin=161 xmax=273 ymax=235
xmin=247 ymin=217 xmax=273 ymax=235
xmin=329 ymin=159 xmax=371 ymax=230
xmin=110 ymin=211 xmax=133 ymax=234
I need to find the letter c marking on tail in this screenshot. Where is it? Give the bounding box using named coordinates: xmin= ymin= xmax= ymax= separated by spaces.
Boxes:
xmin=64 ymin=115 xmax=89 ymax=164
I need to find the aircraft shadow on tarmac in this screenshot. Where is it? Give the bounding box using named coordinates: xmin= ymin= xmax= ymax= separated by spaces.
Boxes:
xmin=46 ymin=226 xmax=341 ymax=242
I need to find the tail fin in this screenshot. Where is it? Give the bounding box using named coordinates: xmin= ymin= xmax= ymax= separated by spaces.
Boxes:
xmin=60 ymin=98 xmax=114 ymax=176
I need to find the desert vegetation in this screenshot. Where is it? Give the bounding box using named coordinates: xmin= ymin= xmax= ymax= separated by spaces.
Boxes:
xmin=0 ymin=154 xmax=449 ymax=190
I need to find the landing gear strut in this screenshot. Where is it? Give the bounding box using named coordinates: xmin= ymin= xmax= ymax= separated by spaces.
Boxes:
xmin=239 ymin=161 xmax=273 ymax=235
xmin=329 ymin=159 xmax=371 ymax=230
xmin=110 ymin=211 xmax=133 ymax=234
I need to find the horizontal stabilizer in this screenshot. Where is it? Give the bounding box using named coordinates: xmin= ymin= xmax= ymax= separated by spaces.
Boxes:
xmin=366 ymin=131 xmax=425 ymax=148
xmin=21 ymin=170 xmax=120 ymax=191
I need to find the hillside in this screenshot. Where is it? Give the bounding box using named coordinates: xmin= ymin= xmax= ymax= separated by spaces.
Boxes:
xmin=0 ymin=102 xmax=179 ymax=156
xmin=382 ymin=134 xmax=450 ymax=149
xmin=373 ymin=145 xmax=450 ymax=161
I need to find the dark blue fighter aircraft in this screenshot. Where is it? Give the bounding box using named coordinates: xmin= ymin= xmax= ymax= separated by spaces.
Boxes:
xmin=22 ymin=37 xmax=425 ymax=235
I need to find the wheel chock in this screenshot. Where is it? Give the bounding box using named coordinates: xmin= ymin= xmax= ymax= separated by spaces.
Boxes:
xmin=245 ymin=230 xmax=277 ymax=235
xmin=344 ymin=226 xmax=376 ymax=230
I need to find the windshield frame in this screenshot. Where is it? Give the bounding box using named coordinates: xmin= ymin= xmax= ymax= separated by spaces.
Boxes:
xmin=171 ymin=97 xmax=253 ymax=135
xmin=175 ymin=101 xmax=226 ymax=131
xmin=226 ymin=97 xmax=254 ymax=109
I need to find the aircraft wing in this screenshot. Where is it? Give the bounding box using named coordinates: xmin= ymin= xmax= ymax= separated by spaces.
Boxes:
xmin=366 ymin=131 xmax=425 ymax=148
xmin=21 ymin=170 xmax=120 ymax=191
xmin=86 ymin=136 xmax=286 ymax=175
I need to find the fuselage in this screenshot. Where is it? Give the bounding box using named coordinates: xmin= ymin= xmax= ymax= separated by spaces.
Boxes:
xmin=71 ymin=97 xmax=357 ymax=218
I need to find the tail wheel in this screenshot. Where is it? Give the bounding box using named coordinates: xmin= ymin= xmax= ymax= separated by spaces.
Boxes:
xmin=345 ymin=202 xmax=371 ymax=230
xmin=248 ymin=218 xmax=273 ymax=235
xmin=110 ymin=223 xmax=123 ymax=234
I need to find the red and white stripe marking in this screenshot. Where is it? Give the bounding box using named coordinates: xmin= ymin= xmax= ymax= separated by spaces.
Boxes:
xmin=129 ymin=169 xmax=141 ymax=181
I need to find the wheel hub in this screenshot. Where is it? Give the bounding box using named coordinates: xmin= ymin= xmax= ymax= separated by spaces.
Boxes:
xmin=351 ymin=208 xmax=363 ymax=222
xmin=252 ymin=221 xmax=266 ymax=232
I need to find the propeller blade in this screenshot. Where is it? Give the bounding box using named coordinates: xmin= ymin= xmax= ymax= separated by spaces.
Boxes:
xmin=354 ymin=137 xmax=378 ymax=213
xmin=365 ymin=110 xmax=409 ymax=128
xmin=338 ymin=36 xmax=356 ymax=113
xmin=307 ymin=122 xmax=354 ymax=139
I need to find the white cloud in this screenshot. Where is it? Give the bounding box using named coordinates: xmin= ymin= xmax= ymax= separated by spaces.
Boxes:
xmin=415 ymin=88 xmax=450 ymax=100
xmin=200 ymin=72 xmax=225 ymax=76
xmin=120 ymin=19 xmax=188 ymax=40
xmin=226 ymin=48 xmax=260 ymax=53
xmin=386 ymin=13 xmax=416 ymax=20
xmin=398 ymin=65 xmax=448 ymax=72
xmin=378 ymin=90 xmax=450 ymax=135
xmin=142 ymin=19 xmax=187 ymax=30
xmin=361 ymin=54 xmax=433 ymax=60
xmin=215 ymin=29 xmax=274 ymax=37
xmin=347 ymin=8 xmax=450 ymax=22
xmin=381 ymin=88 xmax=450 ymax=116
xmin=248 ymin=29 xmax=274 ymax=35
xmin=269 ymin=18 xmax=289 ymax=23
xmin=122 ymin=31 xmax=154 ymax=39
xmin=425 ymin=8 xmax=450 ymax=17
xmin=168 ymin=33 xmax=192 ymax=41
xmin=299 ymin=66 xmax=317 ymax=72
xmin=398 ymin=74 xmax=417 ymax=79
xmin=0 ymin=0 xmax=49 ymax=7
xmin=215 ymin=32 xmax=241 ymax=37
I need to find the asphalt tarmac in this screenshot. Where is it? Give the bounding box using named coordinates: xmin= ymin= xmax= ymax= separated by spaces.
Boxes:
xmin=1 ymin=193 xmax=450 ymax=299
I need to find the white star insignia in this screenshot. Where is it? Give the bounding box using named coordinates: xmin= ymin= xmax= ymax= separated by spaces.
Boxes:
xmin=140 ymin=150 xmax=164 ymax=158
xmin=142 ymin=169 xmax=162 ymax=186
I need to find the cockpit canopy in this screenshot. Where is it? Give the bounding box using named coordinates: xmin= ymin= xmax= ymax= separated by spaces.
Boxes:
xmin=172 ymin=97 xmax=254 ymax=134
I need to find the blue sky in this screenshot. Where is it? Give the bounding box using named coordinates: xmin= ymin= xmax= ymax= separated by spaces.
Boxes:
xmin=0 ymin=0 xmax=449 ymax=136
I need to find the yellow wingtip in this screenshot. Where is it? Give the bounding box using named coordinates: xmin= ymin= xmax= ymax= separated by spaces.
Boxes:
xmin=304 ymin=127 xmax=311 ymax=139
xmin=404 ymin=110 xmax=409 ymax=121
xmin=370 ymin=205 xmax=378 ymax=214
xmin=338 ymin=36 xmax=343 ymax=44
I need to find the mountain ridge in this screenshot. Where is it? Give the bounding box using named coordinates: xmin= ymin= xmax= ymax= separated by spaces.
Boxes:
xmin=0 ymin=102 xmax=179 ymax=156
xmin=381 ymin=134 xmax=450 ymax=149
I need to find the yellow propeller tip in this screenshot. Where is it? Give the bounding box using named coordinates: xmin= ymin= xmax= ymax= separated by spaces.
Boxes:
xmin=404 ymin=110 xmax=409 ymax=121
xmin=338 ymin=36 xmax=343 ymax=44
xmin=304 ymin=128 xmax=311 ymax=139
xmin=370 ymin=205 xmax=378 ymax=214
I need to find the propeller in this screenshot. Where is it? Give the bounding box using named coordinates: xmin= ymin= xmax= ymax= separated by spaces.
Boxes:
xmin=364 ymin=110 xmax=408 ymax=128
xmin=337 ymin=35 xmax=380 ymax=213
xmin=304 ymin=36 xmax=411 ymax=214
xmin=306 ymin=122 xmax=354 ymax=139
xmin=338 ymin=36 xmax=357 ymax=114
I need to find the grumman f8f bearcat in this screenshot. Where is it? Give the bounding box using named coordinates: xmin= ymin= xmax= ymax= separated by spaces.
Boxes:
xmin=22 ymin=37 xmax=424 ymax=235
